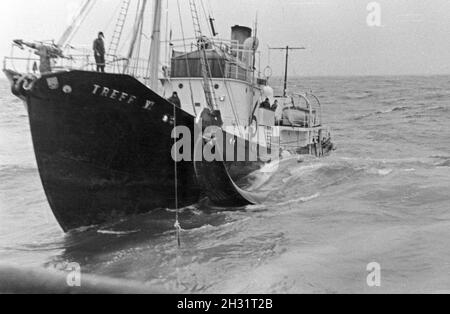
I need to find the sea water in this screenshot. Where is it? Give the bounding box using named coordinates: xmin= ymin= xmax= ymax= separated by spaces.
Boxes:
xmin=0 ymin=76 xmax=449 ymax=293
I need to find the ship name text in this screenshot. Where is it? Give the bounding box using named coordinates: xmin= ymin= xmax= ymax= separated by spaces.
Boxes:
xmin=91 ymin=84 xmax=155 ymax=111
xmin=92 ymin=84 xmax=137 ymax=104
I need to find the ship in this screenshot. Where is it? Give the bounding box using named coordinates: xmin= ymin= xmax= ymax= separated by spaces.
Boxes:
xmin=4 ymin=0 xmax=334 ymax=232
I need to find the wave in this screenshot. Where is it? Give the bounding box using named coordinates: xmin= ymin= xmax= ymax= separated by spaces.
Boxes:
xmin=428 ymin=156 xmax=450 ymax=167
xmin=377 ymin=106 xmax=410 ymax=114
xmin=97 ymin=229 xmax=141 ymax=236
xmin=423 ymin=93 xmax=450 ymax=101
xmin=0 ymin=164 xmax=38 ymax=179
xmin=353 ymin=106 xmax=411 ymax=120
xmin=436 ymin=160 xmax=450 ymax=167
xmin=275 ymin=193 xmax=321 ymax=207
xmin=271 ymin=159 xmax=399 ymax=204
xmin=353 ymin=113 xmax=373 ymax=121
xmin=342 ymin=91 xmax=374 ymax=100
xmin=278 ymin=155 xmax=447 ymax=191
xmin=405 ymin=105 xmax=450 ymax=119
xmin=341 ymin=156 xmax=446 ymax=169
xmin=366 ymin=168 xmax=393 ymax=176
xmin=423 ymin=105 xmax=449 ymax=113
xmin=286 ymin=162 xmax=327 ymax=179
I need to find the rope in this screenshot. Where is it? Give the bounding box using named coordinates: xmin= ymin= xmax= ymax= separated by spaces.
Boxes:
xmin=117 ymin=1 xmax=142 ymax=58
xmin=130 ymin=1 xmax=144 ymax=76
xmin=206 ymin=0 xmax=214 ymax=18
xmin=164 ymin=0 xmax=170 ymax=66
xmin=173 ymin=102 xmax=182 ymax=248
xmin=172 ymin=104 xmax=182 ymax=291
xmin=212 ymin=43 xmax=246 ymax=137
xmin=173 ymin=100 xmax=183 ymax=289
xmin=177 ymin=0 xmax=197 ymax=116
xmin=124 ymin=0 xmax=146 ymax=74
xmin=103 ymin=1 xmax=123 ymax=39
xmin=64 ymin=0 xmax=98 ymax=48
xmin=133 ymin=15 xmax=144 ymax=76
xmin=200 ymin=0 xmax=213 ymax=37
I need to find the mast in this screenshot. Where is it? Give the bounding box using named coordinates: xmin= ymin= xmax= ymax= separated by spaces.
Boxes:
xmin=269 ymin=46 xmax=305 ymax=97
xmin=283 ymin=47 xmax=289 ymax=97
xmin=57 ymin=0 xmax=97 ymax=48
xmin=147 ymin=0 xmax=163 ymax=88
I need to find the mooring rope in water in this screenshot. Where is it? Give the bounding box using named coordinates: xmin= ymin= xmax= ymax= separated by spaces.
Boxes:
xmin=173 ymin=104 xmax=182 ymax=249
xmin=173 ymin=104 xmax=184 ymax=291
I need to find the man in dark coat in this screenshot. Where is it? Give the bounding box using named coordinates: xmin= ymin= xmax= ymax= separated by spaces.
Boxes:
xmin=260 ymin=98 xmax=271 ymax=110
xmin=168 ymin=92 xmax=182 ymax=109
xmin=93 ymin=32 xmax=106 ymax=73
xmin=271 ymin=100 xmax=279 ymax=112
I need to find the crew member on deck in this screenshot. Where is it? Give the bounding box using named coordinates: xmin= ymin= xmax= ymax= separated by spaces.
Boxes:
xmin=260 ymin=98 xmax=271 ymax=110
xmin=32 ymin=62 xmax=38 ymax=74
xmin=168 ymin=92 xmax=182 ymax=109
xmin=271 ymin=100 xmax=279 ymax=112
xmin=275 ymin=101 xmax=284 ymax=124
xmin=13 ymin=40 xmax=63 ymax=74
xmin=93 ymin=32 xmax=106 ymax=73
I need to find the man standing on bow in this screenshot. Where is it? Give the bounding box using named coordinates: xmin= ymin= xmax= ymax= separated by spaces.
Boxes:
xmin=93 ymin=32 xmax=106 ymax=73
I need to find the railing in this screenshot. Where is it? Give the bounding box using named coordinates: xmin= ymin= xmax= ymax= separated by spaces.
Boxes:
xmin=3 ymin=53 xmax=160 ymax=80
xmin=3 ymin=38 xmax=261 ymax=83
xmin=272 ymin=92 xmax=328 ymax=156
xmin=168 ymin=36 xmax=262 ymax=82
xmin=3 ymin=56 xmax=40 ymax=74
xmin=274 ymin=93 xmax=323 ymax=128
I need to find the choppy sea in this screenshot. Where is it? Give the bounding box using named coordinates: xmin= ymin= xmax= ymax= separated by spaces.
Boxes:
xmin=0 ymin=76 xmax=449 ymax=293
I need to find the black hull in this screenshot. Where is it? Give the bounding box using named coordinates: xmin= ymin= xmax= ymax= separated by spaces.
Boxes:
xmin=6 ymin=69 xmax=335 ymax=232
xmin=24 ymin=71 xmax=201 ymax=231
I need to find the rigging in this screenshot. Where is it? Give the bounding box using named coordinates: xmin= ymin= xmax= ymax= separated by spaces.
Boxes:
xmin=108 ymin=0 xmax=132 ymax=59
xmin=269 ymin=46 xmax=306 ymax=97
xmin=188 ymin=0 xmax=219 ymax=114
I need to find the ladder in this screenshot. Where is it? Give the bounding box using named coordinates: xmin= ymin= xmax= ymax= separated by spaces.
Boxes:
xmin=188 ymin=0 xmax=218 ymax=111
xmin=108 ymin=0 xmax=131 ymax=59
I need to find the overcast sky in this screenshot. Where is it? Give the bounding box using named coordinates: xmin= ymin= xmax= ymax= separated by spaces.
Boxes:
xmin=1 ymin=0 xmax=450 ymax=76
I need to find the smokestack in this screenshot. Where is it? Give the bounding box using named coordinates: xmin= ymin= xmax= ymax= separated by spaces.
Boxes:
xmin=231 ymin=25 xmax=252 ymax=60
xmin=231 ymin=25 xmax=252 ymax=45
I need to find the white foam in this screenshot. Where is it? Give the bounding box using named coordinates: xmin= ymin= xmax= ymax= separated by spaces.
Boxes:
xmin=97 ymin=230 xmax=140 ymax=236
xmin=290 ymin=163 xmax=326 ymax=177
xmin=367 ymin=168 xmax=393 ymax=176
xmin=276 ymin=193 xmax=321 ymax=207
xmin=378 ymin=169 xmax=393 ymax=176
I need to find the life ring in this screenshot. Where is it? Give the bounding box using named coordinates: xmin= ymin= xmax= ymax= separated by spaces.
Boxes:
xmin=13 ymin=76 xmax=26 ymax=96
xmin=13 ymin=75 xmax=35 ymax=96
xmin=22 ymin=77 xmax=34 ymax=91
xmin=263 ymin=66 xmax=273 ymax=79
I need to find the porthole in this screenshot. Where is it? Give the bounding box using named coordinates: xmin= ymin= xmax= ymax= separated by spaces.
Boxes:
xmin=178 ymin=83 xmax=184 ymax=89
